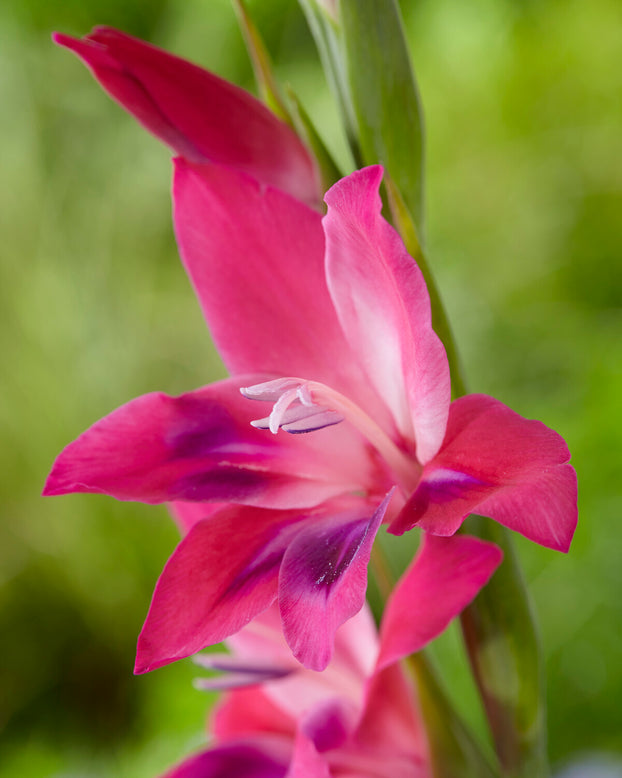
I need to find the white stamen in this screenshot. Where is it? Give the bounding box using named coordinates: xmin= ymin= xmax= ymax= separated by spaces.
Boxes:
xmin=241 ymin=378 xmax=420 ymax=492
xmin=268 ymin=388 xmax=299 ymax=434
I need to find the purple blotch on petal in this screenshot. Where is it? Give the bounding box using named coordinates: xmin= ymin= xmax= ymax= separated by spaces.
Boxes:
xmin=302 ymin=518 xmax=373 ymax=591
xmin=164 ymin=741 xmax=289 ymax=778
xmin=302 ymin=700 xmax=353 ymax=752
xmin=166 ymin=395 xmax=251 ymax=459
xmin=171 ymin=465 xmax=274 ymax=502
xmin=407 ymin=469 xmax=489 ymax=518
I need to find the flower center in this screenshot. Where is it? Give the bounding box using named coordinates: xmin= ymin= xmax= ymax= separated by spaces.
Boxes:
xmin=241 ymin=377 xmax=420 ymax=494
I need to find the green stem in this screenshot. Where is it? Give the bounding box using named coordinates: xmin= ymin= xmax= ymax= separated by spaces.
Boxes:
xmin=232 ymin=0 xmax=293 ymax=124
xmin=460 ymin=519 xmax=550 ymax=778
xmin=407 ymin=652 xmax=499 ymax=778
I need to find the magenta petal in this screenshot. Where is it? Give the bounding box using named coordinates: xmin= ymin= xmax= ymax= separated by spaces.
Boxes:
xmin=172 ymin=161 xmax=393 ymax=431
xmin=173 ymin=159 xmax=331 ymax=381
xmin=300 ymin=699 xmax=354 ymax=752
xmin=213 ymin=687 xmax=294 ymax=741
xmin=135 ymin=506 xmax=299 ymax=673
xmin=476 ymin=463 xmax=578 ymax=553
xmin=354 ymin=664 xmax=426 ymax=776
xmin=287 ymin=731 xmax=331 ymax=778
xmin=168 ymin=501 xmax=225 ymax=535
xmin=391 ymin=394 xmax=577 ymax=551
xmin=377 ymin=534 xmax=502 ymax=670
xmin=279 ymin=494 xmax=391 ymax=671
xmin=161 ymin=740 xmax=290 ymax=778
xmin=323 ymin=166 xmax=451 ymax=462
xmin=43 ymin=377 xmax=365 ymax=510
xmin=53 ymin=28 xmax=319 ymax=206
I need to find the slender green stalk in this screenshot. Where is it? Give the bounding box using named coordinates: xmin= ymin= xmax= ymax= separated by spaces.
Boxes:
xmin=285 ymin=87 xmax=344 ymax=197
xmin=460 ymin=518 xmax=550 ymax=778
xmin=231 ymin=0 xmax=293 ymax=124
xmin=408 ymin=651 xmax=499 ymax=778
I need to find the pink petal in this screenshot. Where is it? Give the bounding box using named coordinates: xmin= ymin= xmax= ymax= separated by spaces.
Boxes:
xmin=300 ymin=699 xmax=355 ymax=752
xmin=213 ymin=687 xmax=294 ymax=740
xmin=278 ymin=494 xmax=391 ymax=671
xmin=169 ymin=501 xmax=225 ymax=535
xmin=135 ymin=506 xmax=299 ymax=673
xmin=391 ymin=394 xmax=577 ymax=551
xmin=172 ymin=161 xmax=395 ymax=433
xmin=476 ymin=463 xmax=577 ymax=553
xmin=377 ymin=533 xmax=503 ymax=670
xmin=354 ymin=664 xmax=427 ymax=777
xmin=323 ymin=166 xmax=451 ymax=462
xmin=161 ymin=739 xmax=290 ymax=778
xmin=43 ymin=377 xmax=373 ymax=510
xmin=223 ymin=604 xmax=374 ymax=722
xmin=53 ymin=28 xmax=319 ymax=206
xmin=286 ymin=731 xmax=331 ymax=778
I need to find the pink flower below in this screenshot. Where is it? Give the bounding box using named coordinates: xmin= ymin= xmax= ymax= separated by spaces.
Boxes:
xmin=161 ymin=533 xmax=502 ymax=778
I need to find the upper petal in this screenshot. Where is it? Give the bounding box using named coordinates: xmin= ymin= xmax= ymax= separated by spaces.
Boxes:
xmin=172 ymin=161 xmax=396 ymax=433
xmin=377 ymin=533 xmax=502 ymax=670
xmin=43 ymin=376 xmax=376 ymax=510
xmin=53 ymin=27 xmax=319 ymax=206
xmin=391 ymin=394 xmax=577 ymax=551
xmin=323 ymin=166 xmax=451 ymax=462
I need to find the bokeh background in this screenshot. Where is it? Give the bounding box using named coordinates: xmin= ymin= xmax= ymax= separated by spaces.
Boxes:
xmin=1 ymin=0 xmax=620 ymax=775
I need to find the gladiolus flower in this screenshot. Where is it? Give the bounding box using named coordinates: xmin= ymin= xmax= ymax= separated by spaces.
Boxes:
xmin=159 ymin=534 xmax=502 ymax=778
xmin=46 ymin=30 xmax=577 ymax=672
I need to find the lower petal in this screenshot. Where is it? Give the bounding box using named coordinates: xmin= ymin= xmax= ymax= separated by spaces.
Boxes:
xmin=278 ymin=494 xmax=392 ymax=671
xmin=161 ymin=738 xmax=291 ymax=778
xmin=212 ymin=687 xmax=295 ymax=741
xmin=377 ymin=533 xmax=503 ymax=670
xmin=287 ymin=731 xmax=331 ymax=778
xmin=135 ymin=505 xmax=299 ymax=673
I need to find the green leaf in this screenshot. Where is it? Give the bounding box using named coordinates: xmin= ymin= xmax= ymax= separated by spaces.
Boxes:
xmin=339 ymin=0 xmax=425 ymax=232
xmin=297 ymin=0 xmax=362 ymax=163
xmin=285 ymin=87 xmax=344 ymax=197
xmin=232 ymin=0 xmax=293 ymax=124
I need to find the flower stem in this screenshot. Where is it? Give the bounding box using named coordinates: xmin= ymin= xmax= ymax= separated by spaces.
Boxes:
xmin=370 ymin=541 xmax=394 ymax=603
xmin=407 ymin=651 xmax=499 ymax=778
xmin=459 ymin=518 xmax=550 ymax=778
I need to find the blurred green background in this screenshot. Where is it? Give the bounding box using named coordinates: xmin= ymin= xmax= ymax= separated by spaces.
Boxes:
xmin=1 ymin=0 xmax=620 ymax=775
